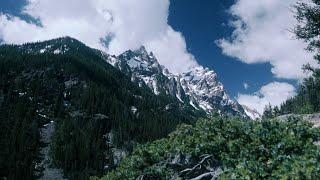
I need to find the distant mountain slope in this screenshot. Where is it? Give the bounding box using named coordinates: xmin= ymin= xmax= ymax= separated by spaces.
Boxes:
xmin=242 ymin=105 xmax=261 ymax=120
xmin=0 ymin=37 xmax=202 ymax=179
xmin=101 ymin=46 xmax=248 ymax=118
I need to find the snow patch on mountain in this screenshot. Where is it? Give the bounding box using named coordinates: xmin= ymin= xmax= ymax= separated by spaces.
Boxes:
xmin=103 ymin=46 xmax=249 ymax=118
xmin=242 ymin=105 xmax=261 ymax=120
xmin=20 ymin=37 xmax=252 ymax=119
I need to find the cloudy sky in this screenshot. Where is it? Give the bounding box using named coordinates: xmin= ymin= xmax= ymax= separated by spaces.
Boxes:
xmin=0 ymin=0 xmax=314 ymax=114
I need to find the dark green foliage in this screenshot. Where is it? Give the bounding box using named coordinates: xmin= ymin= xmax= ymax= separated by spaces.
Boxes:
xmin=0 ymin=93 xmax=41 ymax=179
xmin=262 ymin=104 xmax=274 ymax=119
xmin=52 ymin=115 xmax=107 ymax=179
xmin=278 ymin=78 xmax=320 ymax=115
xmin=102 ymin=116 xmax=320 ymax=179
xmin=0 ymin=37 xmax=201 ymax=179
xmin=295 ymin=0 xmax=320 ymax=60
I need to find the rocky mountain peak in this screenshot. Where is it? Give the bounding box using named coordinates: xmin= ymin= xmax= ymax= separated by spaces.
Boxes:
xmin=116 ymin=46 xmax=162 ymax=75
xmin=134 ymin=46 xmax=148 ymax=55
xmin=10 ymin=37 xmax=250 ymax=118
xmin=104 ymin=46 xmax=249 ymax=118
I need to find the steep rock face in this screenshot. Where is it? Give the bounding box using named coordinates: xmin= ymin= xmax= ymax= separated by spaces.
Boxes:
xmin=18 ymin=37 xmax=248 ymax=118
xmin=242 ymin=105 xmax=262 ymax=120
xmin=103 ymin=46 xmax=247 ymax=118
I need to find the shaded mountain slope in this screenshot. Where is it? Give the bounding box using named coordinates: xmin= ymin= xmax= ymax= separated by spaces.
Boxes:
xmin=0 ymin=37 xmax=202 ymax=179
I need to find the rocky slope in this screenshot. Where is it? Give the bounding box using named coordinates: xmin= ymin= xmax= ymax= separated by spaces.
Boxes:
xmin=102 ymin=46 xmax=248 ymax=118
xmin=36 ymin=121 xmax=66 ymax=180
xmin=277 ymin=113 xmax=320 ymax=127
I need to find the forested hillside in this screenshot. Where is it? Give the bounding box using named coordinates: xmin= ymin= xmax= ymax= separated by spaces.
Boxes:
xmin=0 ymin=37 xmax=203 ymax=179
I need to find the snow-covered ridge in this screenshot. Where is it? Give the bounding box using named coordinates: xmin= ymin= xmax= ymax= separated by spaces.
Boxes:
xmin=12 ymin=37 xmax=251 ymax=118
xmin=103 ymin=46 xmax=249 ymax=118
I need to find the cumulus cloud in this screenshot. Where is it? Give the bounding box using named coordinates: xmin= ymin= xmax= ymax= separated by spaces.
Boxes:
xmin=217 ymin=0 xmax=315 ymax=80
xmin=0 ymin=0 xmax=197 ymax=73
xmin=237 ymin=82 xmax=296 ymax=114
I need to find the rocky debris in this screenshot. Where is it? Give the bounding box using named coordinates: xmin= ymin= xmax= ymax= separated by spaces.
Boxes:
xmin=314 ymin=141 xmax=320 ymax=146
xmin=302 ymin=113 xmax=320 ymax=127
xmin=277 ymin=113 xmax=320 ymax=128
xmin=103 ymin=132 xmax=129 ymax=168
xmin=111 ymin=148 xmax=128 ymax=166
xmin=36 ymin=121 xmax=67 ymax=180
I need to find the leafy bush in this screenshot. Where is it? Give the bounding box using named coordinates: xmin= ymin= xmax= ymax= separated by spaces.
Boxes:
xmin=101 ymin=116 xmax=320 ymax=179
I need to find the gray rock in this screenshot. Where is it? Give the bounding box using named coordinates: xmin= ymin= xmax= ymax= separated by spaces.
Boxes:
xmin=277 ymin=113 xmax=320 ymax=128
xmin=103 ymin=46 xmax=248 ymax=118
xmin=37 ymin=121 xmax=67 ymax=180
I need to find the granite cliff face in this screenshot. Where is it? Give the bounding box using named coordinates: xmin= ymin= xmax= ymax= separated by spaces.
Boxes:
xmin=103 ymin=46 xmax=248 ymax=117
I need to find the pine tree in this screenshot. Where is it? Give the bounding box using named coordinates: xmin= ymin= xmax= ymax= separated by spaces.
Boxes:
xmin=263 ymin=104 xmax=274 ymax=119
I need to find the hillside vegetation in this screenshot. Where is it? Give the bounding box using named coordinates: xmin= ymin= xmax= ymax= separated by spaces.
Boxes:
xmin=102 ymin=115 xmax=320 ymax=179
xmin=0 ymin=37 xmax=201 ymax=179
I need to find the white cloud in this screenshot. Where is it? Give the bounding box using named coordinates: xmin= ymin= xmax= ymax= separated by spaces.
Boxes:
xmin=237 ymin=82 xmax=296 ymax=114
xmin=146 ymin=27 xmax=198 ymax=73
xmin=243 ymin=82 xmax=249 ymax=90
xmin=0 ymin=0 xmax=197 ymax=73
xmin=217 ymin=0 xmax=315 ymax=80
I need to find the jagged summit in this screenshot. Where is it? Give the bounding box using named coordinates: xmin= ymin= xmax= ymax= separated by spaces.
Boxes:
xmin=104 ymin=44 xmax=249 ymax=118
xmin=119 ymin=46 xmax=159 ymax=67
xmin=3 ymin=37 xmax=250 ymax=118
xmin=134 ymin=45 xmax=148 ymax=55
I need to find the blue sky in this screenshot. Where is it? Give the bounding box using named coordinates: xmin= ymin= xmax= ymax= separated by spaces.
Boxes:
xmin=0 ymin=0 xmax=312 ymax=113
xmin=168 ymin=0 xmax=279 ymax=97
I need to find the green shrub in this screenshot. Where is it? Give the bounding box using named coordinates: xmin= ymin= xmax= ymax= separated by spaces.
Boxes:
xmin=102 ymin=116 xmax=320 ymax=179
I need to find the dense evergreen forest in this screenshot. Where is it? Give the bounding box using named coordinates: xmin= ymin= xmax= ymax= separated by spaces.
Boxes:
xmin=0 ymin=37 xmax=202 ymax=179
